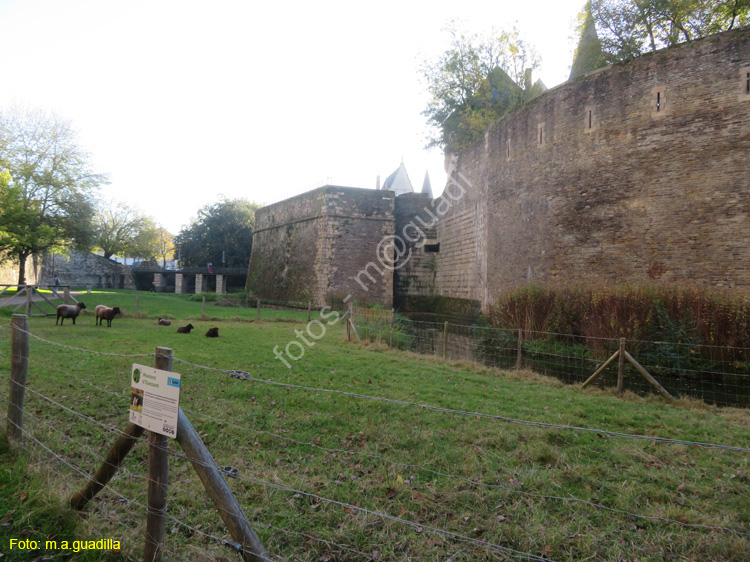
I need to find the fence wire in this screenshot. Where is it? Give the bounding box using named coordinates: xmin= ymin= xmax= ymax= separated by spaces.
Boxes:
xmin=350 ymin=312 xmax=750 ymax=408
xmin=3 ymin=316 xmax=750 ymax=561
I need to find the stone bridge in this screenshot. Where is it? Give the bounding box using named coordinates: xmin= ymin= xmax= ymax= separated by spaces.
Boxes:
xmin=135 ymin=267 xmax=247 ymax=294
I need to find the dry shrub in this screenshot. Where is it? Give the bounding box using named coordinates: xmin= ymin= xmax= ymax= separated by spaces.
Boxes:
xmin=488 ymin=283 xmax=750 ymax=352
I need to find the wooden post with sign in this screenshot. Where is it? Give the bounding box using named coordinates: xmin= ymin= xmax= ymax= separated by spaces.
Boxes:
xmin=144 ymin=347 xmax=172 ymax=562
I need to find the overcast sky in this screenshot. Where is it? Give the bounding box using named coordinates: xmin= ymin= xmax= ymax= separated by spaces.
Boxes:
xmin=0 ymin=0 xmax=586 ymax=234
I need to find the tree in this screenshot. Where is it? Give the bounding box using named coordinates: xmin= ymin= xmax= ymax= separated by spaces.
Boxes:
xmin=0 ymin=106 xmax=104 ymax=284
xmin=421 ymin=23 xmax=541 ymax=152
xmin=174 ymin=197 xmax=259 ymax=268
xmin=591 ymin=0 xmax=750 ymax=63
xmin=93 ymin=200 xmax=160 ymax=260
xmin=154 ymin=227 xmax=175 ymax=268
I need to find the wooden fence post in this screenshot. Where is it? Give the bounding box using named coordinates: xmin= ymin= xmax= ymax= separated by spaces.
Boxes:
xmin=307 ymin=301 xmax=311 ymax=323
xmin=144 ymin=347 xmax=172 ymax=562
xmin=516 ymin=329 xmax=523 ymax=370
xmin=7 ymin=315 xmax=29 ymax=441
xmin=176 ymin=410 xmax=271 ymax=561
xmin=389 ymin=308 xmax=394 ymax=348
xmin=443 ymin=321 xmax=448 ymax=361
xmin=70 ymin=423 xmax=145 ymax=510
xmin=25 ymin=286 xmax=31 ymax=317
xmin=617 ymin=338 xmax=626 ymax=395
xmin=202 ymin=296 xmax=206 ymax=320
xmin=136 ymin=293 xmax=141 ymax=317
xmin=63 ymin=286 xmax=70 ymax=305
xmin=257 ymin=298 xmax=260 ymax=321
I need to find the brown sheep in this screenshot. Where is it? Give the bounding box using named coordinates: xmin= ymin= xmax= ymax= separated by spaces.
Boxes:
xmin=95 ymin=305 xmax=121 ymax=327
xmin=158 ymin=318 xmax=171 ymax=326
xmin=176 ymin=324 xmax=195 ymax=334
xmin=56 ymin=302 xmax=86 ymax=325
xmin=205 ymin=327 xmax=219 ymax=338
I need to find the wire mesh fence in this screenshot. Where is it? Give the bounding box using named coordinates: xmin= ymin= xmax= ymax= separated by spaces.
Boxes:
xmin=350 ymin=311 xmax=750 ymax=408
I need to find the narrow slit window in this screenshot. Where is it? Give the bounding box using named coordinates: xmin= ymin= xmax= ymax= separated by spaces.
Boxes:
xmin=651 ymin=86 xmax=667 ymax=117
xmin=424 ymin=243 xmax=440 ymax=253
xmin=584 ymin=106 xmax=595 ymax=133
xmin=739 ymin=68 xmax=750 ymax=101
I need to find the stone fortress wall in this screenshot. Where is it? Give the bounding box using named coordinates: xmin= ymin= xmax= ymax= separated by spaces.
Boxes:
xmin=248 ymin=27 xmax=750 ymax=310
xmin=435 ymin=27 xmax=750 ymax=308
xmin=247 ymin=186 xmax=395 ymax=306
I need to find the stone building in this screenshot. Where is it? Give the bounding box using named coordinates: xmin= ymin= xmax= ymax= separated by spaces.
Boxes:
xmin=41 ymin=251 xmax=136 ymax=289
xmin=247 ymin=27 xmax=750 ymax=311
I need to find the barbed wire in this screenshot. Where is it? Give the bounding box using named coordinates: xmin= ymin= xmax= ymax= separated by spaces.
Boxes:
xmin=9 ymin=352 xmax=744 ymax=542
xmin=183 ymin=408 xmax=749 ymax=537
xmin=10 ymin=364 xmax=747 ymax=541
xmin=1 ymin=323 xmax=155 ymax=358
xmin=10 ymin=424 xmax=276 ymax=562
xmin=171 ymin=357 xmax=750 ymax=453
xmin=164 ymin=446 xmax=555 ymax=562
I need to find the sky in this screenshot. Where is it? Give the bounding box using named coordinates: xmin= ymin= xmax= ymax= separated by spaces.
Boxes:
xmin=0 ymin=0 xmax=586 ymax=235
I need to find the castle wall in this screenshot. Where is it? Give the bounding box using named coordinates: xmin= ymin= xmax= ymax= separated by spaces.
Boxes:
xmin=431 ymin=156 xmax=489 ymax=305
xmin=448 ymin=27 xmax=750 ymax=308
xmin=393 ymin=193 xmax=438 ymax=306
xmin=246 ymin=188 xmax=328 ymax=303
xmin=246 ymin=186 xmax=395 ymax=306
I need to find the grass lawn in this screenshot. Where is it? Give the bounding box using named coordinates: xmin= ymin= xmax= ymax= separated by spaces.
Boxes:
xmin=0 ymin=290 xmax=748 ymax=561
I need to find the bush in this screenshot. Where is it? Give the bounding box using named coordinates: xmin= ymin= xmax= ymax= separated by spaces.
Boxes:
xmin=488 ymin=283 xmax=750 ymax=352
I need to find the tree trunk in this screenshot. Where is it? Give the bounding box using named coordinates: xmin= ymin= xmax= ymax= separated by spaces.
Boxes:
xmin=17 ymin=253 xmax=27 ymax=286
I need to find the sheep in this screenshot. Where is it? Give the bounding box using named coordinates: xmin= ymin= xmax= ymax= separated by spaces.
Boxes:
xmin=205 ymin=327 xmax=219 ymax=338
xmin=158 ymin=318 xmax=171 ymax=326
xmin=95 ymin=305 xmax=121 ymax=327
xmin=176 ymin=324 xmax=195 ymax=334
xmin=56 ymin=302 xmax=87 ymax=325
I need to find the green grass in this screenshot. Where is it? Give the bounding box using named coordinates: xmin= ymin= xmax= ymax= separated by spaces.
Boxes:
xmin=0 ymin=305 xmax=749 ymax=560
xmin=0 ymin=288 xmax=309 ymax=322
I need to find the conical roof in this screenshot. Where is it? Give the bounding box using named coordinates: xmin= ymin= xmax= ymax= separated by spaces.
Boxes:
xmin=382 ymin=162 xmax=414 ymax=197
xmin=421 ymin=171 xmax=433 ymax=198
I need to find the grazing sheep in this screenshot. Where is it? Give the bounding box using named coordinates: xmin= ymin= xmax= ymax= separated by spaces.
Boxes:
xmin=95 ymin=305 xmax=121 ymax=327
xmin=205 ymin=327 xmax=219 ymax=338
xmin=56 ymin=302 xmax=87 ymax=325
xmin=158 ymin=318 xmax=171 ymax=326
xmin=176 ymin=324 xmax=195 ymax=334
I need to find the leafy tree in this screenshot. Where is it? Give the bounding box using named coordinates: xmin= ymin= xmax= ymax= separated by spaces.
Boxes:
xmin=154 ymin=227 xmax=175 ymax=268
xmin=93 ymin=200 xmax=161 ymax=260
xmin=0 ymin=107 xmax=104 ymax=284
xmin=174 ymin=197 xmax=259 ymax=268
xmin=421 ymin=23 xmax=541 ymax=152
xmin=591 ymin=0 xmax=750 ymax=63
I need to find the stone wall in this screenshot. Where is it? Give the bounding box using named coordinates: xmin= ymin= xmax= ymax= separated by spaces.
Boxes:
xmin=0 ymin=257 xmax=42 ymax=285
xmin=446 ymin=27 xmax=750 ymax=309
xmin=431 ymin=162 xmax=488 ymax=305
xmin=393 ymin=192 xmax=438 ymax=307
xmin=40 ymin=251 xmax=136 ymax=289
xmin=247 ymin=186 xmax=395 ymax=306
xmin=246 ymin=188 xmax=328 ymax=303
